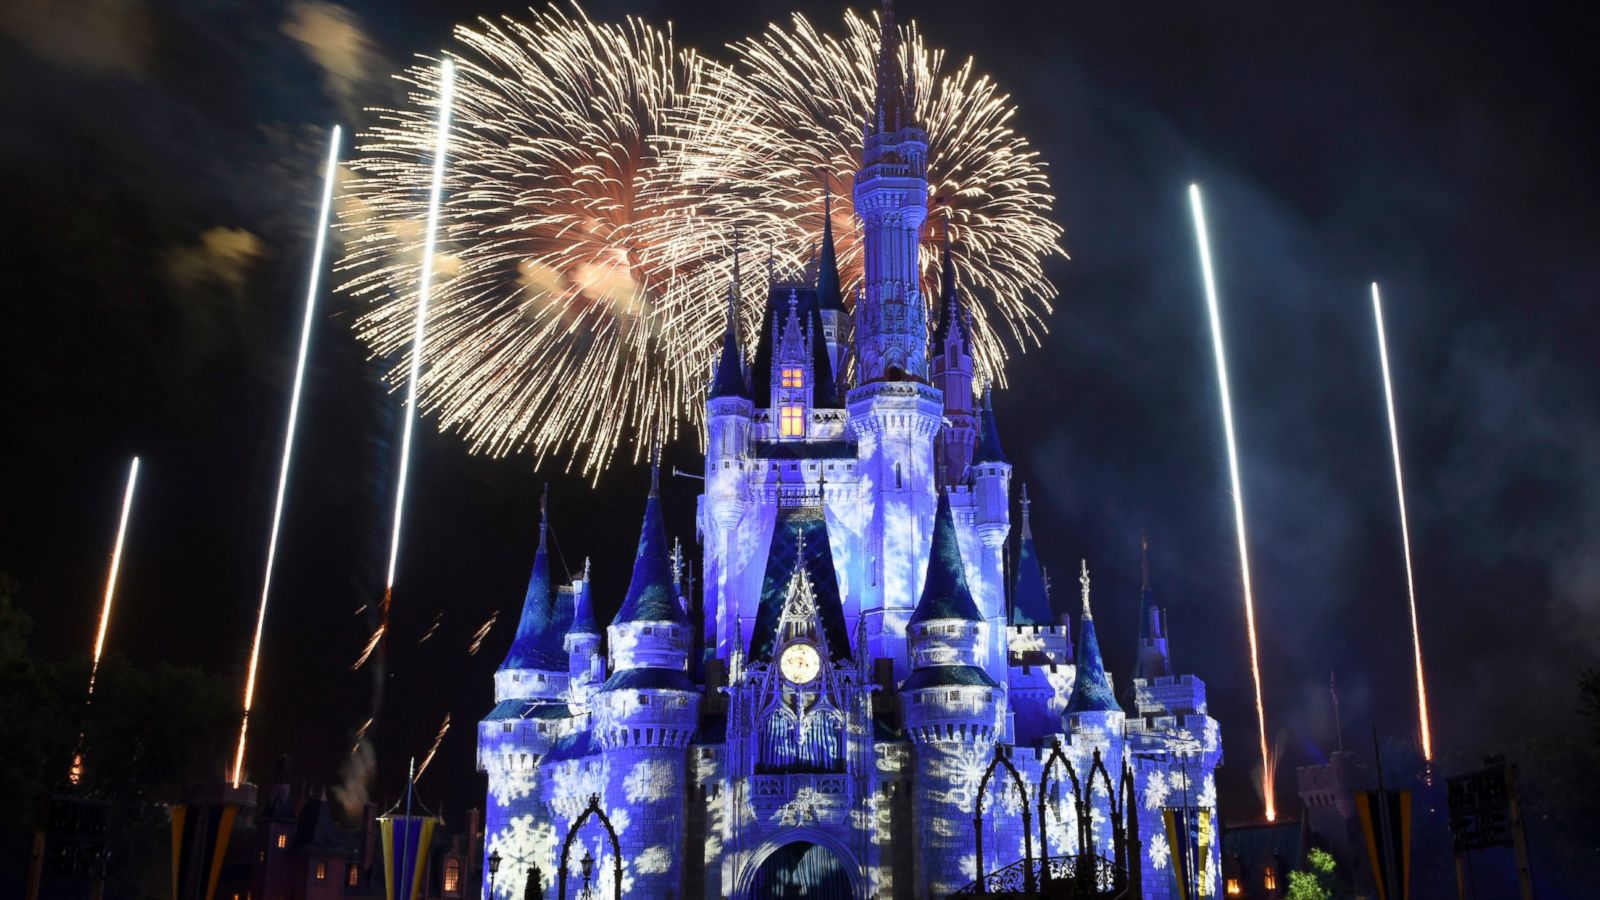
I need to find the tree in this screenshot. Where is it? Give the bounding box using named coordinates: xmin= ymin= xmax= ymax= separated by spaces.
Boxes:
xmin=1286 ymin=848 xmax=1340 ymax=900
xmin=524 ymin=864 xmax=545 ymax=900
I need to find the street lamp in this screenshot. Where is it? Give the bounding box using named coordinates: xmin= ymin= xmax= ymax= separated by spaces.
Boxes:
xmin=487 ymin=849 xmax=502 ymax=898
xmin=579 ymin=849 xmax=596 ymax=900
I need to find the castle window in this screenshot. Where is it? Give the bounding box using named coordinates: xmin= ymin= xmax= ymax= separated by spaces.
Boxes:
xmin=1263 ymin=867 xmax=1277 ymax=890
xmin=276 ymin=833 xmax=287 ymax=849
xmin=444 ymin=858 xmax=462 ymax=894
xmin=315 ymin=861 xmax=327 ymax=881
xmin=640 ymin=695 xmax=651 ymax=706
xmin=781 ymin=367 xmax=804 ymax=388
xmin=1225 ymin=878 xmax=1242 ymax=896
xmin=780 ymin=406 xmax=804 ymax=437
xmin=348 ymin=864 xmax=360 ymax=887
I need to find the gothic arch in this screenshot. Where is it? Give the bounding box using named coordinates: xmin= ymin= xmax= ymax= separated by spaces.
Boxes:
xmin=973 ymin=745 xmax=1036 ymax=894
xmin=556 ymin=794 xmax=622 ymax=900
xmin=735 ymin=828 xmax=865 ymax=900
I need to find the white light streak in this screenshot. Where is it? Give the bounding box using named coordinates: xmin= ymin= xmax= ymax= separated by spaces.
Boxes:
xmin=1371 ymin=282 xmax=1434 ymax=760
xmin=1189 ymin=183 xmax=1275 ymax=821
xmin=231 ymin=125 xmax=342 ymax=788
xmin=89 ymin=456 xmax=140 ymax=695
xmin=385 ymin=58 xmax=455 ymax=591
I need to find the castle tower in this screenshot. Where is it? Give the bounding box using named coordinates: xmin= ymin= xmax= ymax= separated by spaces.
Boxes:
xmin=493 ymin=490 xmax=570 ymax=706
xmin=1005 ymin=485 xmax=1074 ymax=744
xmin=564 ymin=558 xmax=602 ymax=714
xmin=592 ymin=465 xmax=699 ymax=898
xmin=901 ymin=490 xmax=1004 ymax=897
xmin=817 ymin=189 xmax=850 ymax=383
xmin=705 ymin=285 xmax=754 ymax=661
xmin=931 ymin=232 xmax=975 ymax=488
xmin=1134 ymin=532 xmax=1172 ymax=682
xmin=771 ymin=291 xmax=815 ymax=440
xmin=970 ymin=386 xmax=1013 ymax=687
xmin=849 ymin=0 xmax=943 ymax=675
xmin=1063 ymin=561 xmax=1127 ymax=860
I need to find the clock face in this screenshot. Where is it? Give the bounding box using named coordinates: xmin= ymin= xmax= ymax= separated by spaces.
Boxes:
xmin=779 ymin=643 xmax=821 ymax=684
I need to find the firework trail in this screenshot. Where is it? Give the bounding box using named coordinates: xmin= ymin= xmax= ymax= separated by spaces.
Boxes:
xmin=230 ymin=127 xmax=342 ymax=788
xmin=414 ymin=713 xmax=451 ymax=781
xmin=340 ymin=3 xmax=1062 ymax=478
xmin=70 ymin=456 xmax=140 ymax=785
xmin=468 ymin=611 xmax=498 ymax=656
xmin=1371 ymin=282 xmax=1434 ymax=760
xmin=1189 ymin=184 xmax=1275 ymax=821
xmin=679 ymin=6 xmax=1065 ymax=386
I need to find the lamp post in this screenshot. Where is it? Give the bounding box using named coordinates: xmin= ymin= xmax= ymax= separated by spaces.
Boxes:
xmin=487 ymin=849 xmax=501 ymax=899
xmin=579 ymin=849 xmax=595 ymax=900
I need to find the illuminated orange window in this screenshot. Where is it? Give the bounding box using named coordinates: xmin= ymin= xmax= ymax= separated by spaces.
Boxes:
xmin=780 ymin=406 xmax=804 ymax=436
xmin=348 ymin=864 xmax=360 ymax=887
xmin=315 ymin=861 xmax=327 ymax=881
xmin=1263 ymin=867 xmax=1277 ymax=890
xmin=1225 ymin=877 xmax=1242 ymax=896
xmin=276 ymin=833 xmax=287 ymax=849
xmin=781 ymin=367 xmax=804 ymax=388
xmin=444 ymin=858 xmax=462 ymax=893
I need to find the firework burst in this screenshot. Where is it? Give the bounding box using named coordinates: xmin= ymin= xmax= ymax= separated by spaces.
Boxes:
xmin=677 ymin=7 xmax=1065 ymax=386
xmin=342 ymin=3 xmax=1063 ymax=477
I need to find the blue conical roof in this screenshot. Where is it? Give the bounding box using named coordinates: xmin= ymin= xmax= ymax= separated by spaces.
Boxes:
xmin=709 ymin=291 xmax=751 ymax=401
xmin=499 ymin=514 xmax=566 ymax=671
xmin=1010 ymin=489 xmax=1053 ymax=626
xmin=817 ymin=193 xmax=845 ymax=313
xmin=973 ymin=387 xmax=1008 ymax=465
xmin=1065 ymin=563 xmax=1122 ymax=714
xmin=931 ymin=233 xmax=968 ymax=348
xmin=613 ymin=479 xmax=689 ymax=625
xmin=910 ymin=491 xmax=984 ymax=625
xmin=568 ymin=573 xmax=599 ymax=637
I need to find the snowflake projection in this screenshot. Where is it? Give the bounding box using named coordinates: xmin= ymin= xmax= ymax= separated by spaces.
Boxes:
xmin=1047 ymin=668 xmax=1076 ymax=715
xmin=1198 ymin=774 xmax=1217 ymax=810
xmin=932 ymin=742 xmax=992 ymax=809
xmin=1142 ymin=769 xmax=1172 ymax=811
xmin=622 ymin=758 xmax=679 ymax=804
xmin=1202 ymin=719 xmax=1221 ymax=755
xmin=635 ymin=845 xmax=673 ymax=875
xmin=485 ymin=747 xmax=538 ymax=806
xmin=486 ymin=814 xmax=558 ymax=900
xmin=771 ymin=786 xmax=832 ymax=826
xmin=1148 ymin=831 xmax=1171 ymax=871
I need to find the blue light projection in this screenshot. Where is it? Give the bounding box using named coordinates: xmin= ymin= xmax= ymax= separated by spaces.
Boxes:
xmin=475 ymin=8 xmax=1224 ymax=897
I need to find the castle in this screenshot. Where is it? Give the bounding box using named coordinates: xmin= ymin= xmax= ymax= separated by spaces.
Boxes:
xmin=477 ymin=6 xmax=1222 ymax=897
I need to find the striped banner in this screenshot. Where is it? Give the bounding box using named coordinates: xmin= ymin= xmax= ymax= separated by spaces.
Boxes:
xmin=379 ymin=815 xmax=438 ymax=900
xmin=170 ymin=802 xmax=241 ymax=900
xmin=1355 ymin=789 xmax=1413 ymax=900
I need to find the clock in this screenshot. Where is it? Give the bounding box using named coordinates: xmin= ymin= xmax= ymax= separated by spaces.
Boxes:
xmin=779 ymin=643 xmax=821 ymax=684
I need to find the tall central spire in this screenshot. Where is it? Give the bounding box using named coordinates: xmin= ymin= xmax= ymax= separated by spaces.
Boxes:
xmin=870 ymin=0 xmax=915 ymax=135
xmin=852 ymin=0 xmax=930 ymax=384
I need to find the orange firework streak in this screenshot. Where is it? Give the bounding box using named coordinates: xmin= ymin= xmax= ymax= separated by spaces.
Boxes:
xmin=70 ymin=456 xmax=140 ymax=785
xmin=1371 ymin=282 xmax=1434 ymax=760
xmin=1190 ymin=184 xmax=1276 ymax=821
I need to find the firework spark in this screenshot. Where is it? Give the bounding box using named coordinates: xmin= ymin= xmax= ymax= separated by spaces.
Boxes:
xmin=1371 ymin=282 xmax=1434 ymax=760
xmin=352 ymin=624 xmax=386 ymax=671
xmin=1189 ymin=184 xmax=1275 ymax=821
xmin=677 ymin=7 xmax=1065 ymax=386
xmin=468 ymin=611 xmax=498 ymax=656
xmin=71 ymin=456 xmax=140 ymax=785
xmin=339 ymin=4 xmax=1062 ymax=477
xmin=231 ymin=127 xmax=342 ymax=788
xmin=414 ymin=713 xmax=452 ymax=781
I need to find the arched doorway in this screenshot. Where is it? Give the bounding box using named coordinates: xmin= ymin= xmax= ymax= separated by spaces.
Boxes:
xmin=748 ymin=841 xmax=852 ymax=899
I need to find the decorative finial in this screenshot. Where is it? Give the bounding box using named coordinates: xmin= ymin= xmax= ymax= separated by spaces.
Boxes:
xmin=649 ymin=443 xmax=661 ymax=497
xmin=1020 ymin=483 xmax=1031 ymax=530
xmin=539 ymin=484 xmax=549 ymax=544
xmin=766 ymin=243 xmax=776 ymax=286
xmin=671 ymin=537 xmax=684 ymax=585
xmin=1079 ymin=559 xmax=1092 ymax=620
xmin=583 ymin=556 xmax=591 ymax=581
xmin=1140 ymin=529 xmax=1150 ymax=592
xmin=732 ymin=226 xmax=742 ymax=291
xmin=823 ymin=183 xmax=833 ymax=220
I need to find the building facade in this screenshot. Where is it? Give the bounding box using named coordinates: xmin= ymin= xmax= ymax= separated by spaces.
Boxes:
xmin=477 ymin=6 xmax=1223 ymax=897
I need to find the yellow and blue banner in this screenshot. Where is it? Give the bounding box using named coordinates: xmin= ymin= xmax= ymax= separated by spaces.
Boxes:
xmin=379 ymin=814 xmax=438 ymax=900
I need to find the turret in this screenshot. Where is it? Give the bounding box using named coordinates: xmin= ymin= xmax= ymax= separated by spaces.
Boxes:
xmin=931 ymin=230 xmax=975 ymax=487
xmin=591 ymin=461 xmax=699 ymax=898
xmin=1134 ymin=532 xmax=1172 ymax=681
xmin=705 ymin=277 xmax=754 ymax=667
xmin=902 ymin=489 xmax=1005 ymax=897
xmin=564 ymin=558 xmax=602 ymax=713
xmin=494 ymin=489 xmax=569 ymax=705
xmin=1064 ymin=560 xmax=1124 ymax=726
xmin=970 ymin=385 xmax=1012 ymax=685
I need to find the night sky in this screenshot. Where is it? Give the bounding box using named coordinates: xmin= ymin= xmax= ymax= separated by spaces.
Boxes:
xmin=4 ymin=0 xmax=1598 ymax=828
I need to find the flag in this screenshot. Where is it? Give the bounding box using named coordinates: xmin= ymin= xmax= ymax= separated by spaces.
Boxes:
xmin=379 ymin=814 xmax=438 ymax=900
xmin=1355 ymin=789 xmax=1412 ymax=900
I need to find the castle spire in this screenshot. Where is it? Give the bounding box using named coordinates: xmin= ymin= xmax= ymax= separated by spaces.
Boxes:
xmin=1010 ymin=484 xmax=1054 ymax=627
xmin=614 ymin=469 xmax=686 ymax=625
xmin=709 ymin=282 xmax=751 ymax=400
xmin=910 ymin=490 xmax=984 ymax=625
xmin=499 ymin=486 xmax=565 ymax=671
xmin=817 ymin=186 xmax=844 ymax=313
xmin=1134 ymin=529 xmax=1172 ymax=680
xmin=1065 ymin=559 xmax=1122 ymax=714
xmin=973 ymin=384 xmax=1008 ymax=464
xmin=932 ymin=221 xmax=966 ymax=347
xmin=870 ymin=0 xmax=914 ymax=135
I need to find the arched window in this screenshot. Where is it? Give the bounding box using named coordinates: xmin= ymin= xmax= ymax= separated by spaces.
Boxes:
xmin=443 ymin=857 xmax=462 ymax=894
